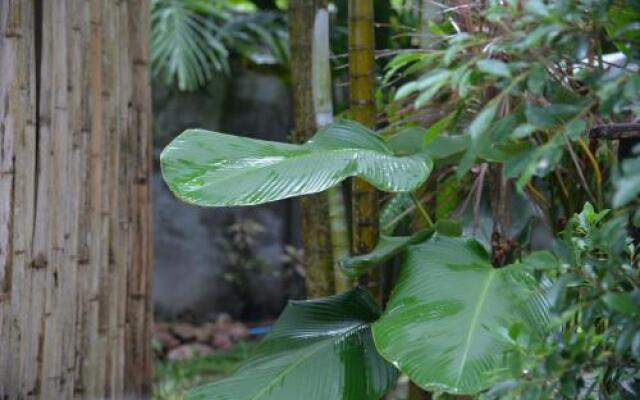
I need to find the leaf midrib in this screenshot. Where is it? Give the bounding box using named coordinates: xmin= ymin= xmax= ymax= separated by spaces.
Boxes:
xmin=167 ymin=147 xmax=411 ymax=197
xmin=454 ymin=269 xmax=496 ymax=388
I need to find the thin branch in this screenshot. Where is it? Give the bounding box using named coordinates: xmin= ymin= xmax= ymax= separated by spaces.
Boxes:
xmin=589 ymin=123 xmax=640 ymax=140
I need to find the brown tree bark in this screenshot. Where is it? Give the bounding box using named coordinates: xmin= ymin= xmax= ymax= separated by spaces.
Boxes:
xmin=348 ymin=0 xmax=380 ymax=300
xmin=0 ymin=1 xmax=153 ymax=398
xmin=288 ymin=0 xmax=335 ymax=297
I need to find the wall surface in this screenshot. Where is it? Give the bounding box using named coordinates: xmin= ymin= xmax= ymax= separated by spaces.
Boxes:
xmin=0 ymin=1 xmax=153 ymax=398
xmin=152 ymin=65 xmax=295 ymax=320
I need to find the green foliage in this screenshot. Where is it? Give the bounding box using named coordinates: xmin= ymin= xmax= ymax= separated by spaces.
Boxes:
xmin=161 ymin=120 xmax=433 ymax=206
xmin=384 ymin=0 xmax=640 ymax=197
xmin=483 ymin=203 xmax=640 ymax=399
xmin=151 ymin=0 xmax=287 ymax=90
xmin=339 ymin=230 xmax=433 ymax=278
xmin=187 ymin=288 xmax=398 ymax=400
xmin=159 ymin=0 xmax=640 ymax=398
xmin=374 ymin=235 xmax=550 ymax=395
xmin=614 ymin=146 xmax=640 ymax=207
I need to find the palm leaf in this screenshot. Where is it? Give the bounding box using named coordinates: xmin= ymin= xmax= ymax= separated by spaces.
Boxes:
xmin=188 ymin=288 xmax=398 ymax=400
xmin=151 ymin=0 xmax=230 ymax=90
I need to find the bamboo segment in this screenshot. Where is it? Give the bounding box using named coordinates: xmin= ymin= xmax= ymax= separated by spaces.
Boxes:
xmin=289 ymin=0 xmax=335 ymax=297
xmin=348 ymin=0 xmax=380 ymax=300
xmin=310 ymin=4 xmax=353 ymax=293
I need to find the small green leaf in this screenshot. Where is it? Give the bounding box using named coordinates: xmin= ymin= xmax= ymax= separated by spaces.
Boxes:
xmin=633 ymin=331 xmax=640 ymax=360
xmin=387 ymin=126 xmax=427 ymax=156
xmin=424 ymin=136 xmax=470 ymax=161
xmin=527 ymin=63 xmax=547 ymax=94
xmin=511 ymin=124 xmax=537 ymax=139
xmin=417 ymin=69 xmax=451 ymax=90
xmin=188 ymin=288 xmax=398 ymax=400
xmin=395 ymin=81 xmax=419 ymax=100
xmin=613 ymin=171 xmax=640 ymax=207
xmin=564 ymin=119 xmax=587 ymax=140
xmin=616 ymin=324 xmax=637 ymax=355
xmin=424 ymin=113 xmax=456 ymax=146
xmin=519 ymin=251 xmax=561 ymax=272
xmin=380 ymin=193 xmax=414 ymax=234
xmin=477 ymin=59 xmax=511 ymax=78
xmin=436 ymin=219 xmax=463 ymax=236
xmin=469 ymin=103 xmax=498 ymax=142
xmin=603 ymin=291 xmax=640 ymax=316
xmin=414 ymin=82 xmax=446 ymax=109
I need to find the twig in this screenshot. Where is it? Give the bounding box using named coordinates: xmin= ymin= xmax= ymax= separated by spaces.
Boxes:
xmin=589 ymin=123 xmax=640 ymax=140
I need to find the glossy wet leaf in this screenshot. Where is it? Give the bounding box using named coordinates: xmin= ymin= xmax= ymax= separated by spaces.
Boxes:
xmin=380 ymin=192 xmax=414 ymax=234
xmin=339 ymin=230 xmax=433 ymax=278
xmin=161 ymin=120 xmax=432 ymax=206
xmin=373 ymin=235 xmax=549 ymax=395
xmin=188 ymin=288 xmax=398 ymax=400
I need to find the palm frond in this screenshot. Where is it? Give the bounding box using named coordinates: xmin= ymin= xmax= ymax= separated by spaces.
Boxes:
xmin=151 ymin=0 xmax=288 ymax=91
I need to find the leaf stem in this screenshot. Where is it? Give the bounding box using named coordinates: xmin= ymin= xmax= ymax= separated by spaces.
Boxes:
xmin=411 ymin=192 xmax=434 ymax=228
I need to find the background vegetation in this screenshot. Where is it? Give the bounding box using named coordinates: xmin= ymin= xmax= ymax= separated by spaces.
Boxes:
xmin=155 ymin=0 xmax=639 ymax=399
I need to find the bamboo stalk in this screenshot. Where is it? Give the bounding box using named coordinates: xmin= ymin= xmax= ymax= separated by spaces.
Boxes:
xmin=311 ymin=3 xmax=352 ymax=292
xmin=348 ymin=0 xmax=381 ymax=301
xmin=289 ymin=0 xmax=335 ymax=297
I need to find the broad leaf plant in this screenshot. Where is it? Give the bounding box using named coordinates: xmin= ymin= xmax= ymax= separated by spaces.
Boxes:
xmin=161 ymin=0 xmax=639 ymax=398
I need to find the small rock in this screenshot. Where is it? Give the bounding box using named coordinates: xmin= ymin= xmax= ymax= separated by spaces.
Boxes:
xmin=154 ymin=331 xmax=180 ymax=351
xmin=194 ymin=323 xmax=214 ymax=343
xmin=171 ymin=323 xmax=199 ymax=341
xmin=228 ymin=323 xmax=249 ymax=341
xmin=153 ymin=321 xmax=170 ymax=334
xmin=167 ymin=343 xmax=214 ymax=361
xmin=211 ymin=334 xmax=233 ymax=350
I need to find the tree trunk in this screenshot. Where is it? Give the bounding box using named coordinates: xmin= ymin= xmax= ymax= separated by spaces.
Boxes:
xmin=348 ymin=0 xmax=380 ymax=300
xmin=0 ymin=1 xmax=153 ymax=398
xmin=288 ymin=0 xmax=335 ymax=297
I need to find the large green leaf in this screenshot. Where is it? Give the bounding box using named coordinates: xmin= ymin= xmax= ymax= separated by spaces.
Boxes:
xmin=161 ymin=120 xmax=432 ymax=206
xmin=339 ymin=230 xmax=434 ymax=278
xmin=188 ymin=288 xmax=398 ymax=400
xmin=373 ymin=235 xmax=550 ymax=395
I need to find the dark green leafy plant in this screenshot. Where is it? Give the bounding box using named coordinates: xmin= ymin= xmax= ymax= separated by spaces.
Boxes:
xmin=161 ymin=118 xmax=553 ymax=398
xmin=160 ymin=0 xmax=640 ymax=398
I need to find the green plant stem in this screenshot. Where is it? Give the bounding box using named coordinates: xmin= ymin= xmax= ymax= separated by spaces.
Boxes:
xmin=328 ymin=186 xmax=352 ymax=292
xmin=411 ymin=192 xmax=434 ymax=228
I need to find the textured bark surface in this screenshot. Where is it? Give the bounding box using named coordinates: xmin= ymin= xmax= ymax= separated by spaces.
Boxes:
xmin=288 ymin=0 xmax=335 ymax=298
xmin=348 ymin=0 xmax=380 ymax=300
xmin=0 ymin=1 xmax=153 ymax=398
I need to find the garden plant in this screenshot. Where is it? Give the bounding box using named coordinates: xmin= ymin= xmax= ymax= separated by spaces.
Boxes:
xmin=160 ymin=0 xmax=640 ymax=398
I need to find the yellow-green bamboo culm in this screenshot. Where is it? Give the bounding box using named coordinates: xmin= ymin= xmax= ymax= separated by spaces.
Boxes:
xmin=348 ymin=0 xmax=380 ymax=301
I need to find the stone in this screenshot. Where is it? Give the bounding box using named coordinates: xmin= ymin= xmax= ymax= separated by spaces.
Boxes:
xmin=167 ymin=343 xmax=214 ymax=361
